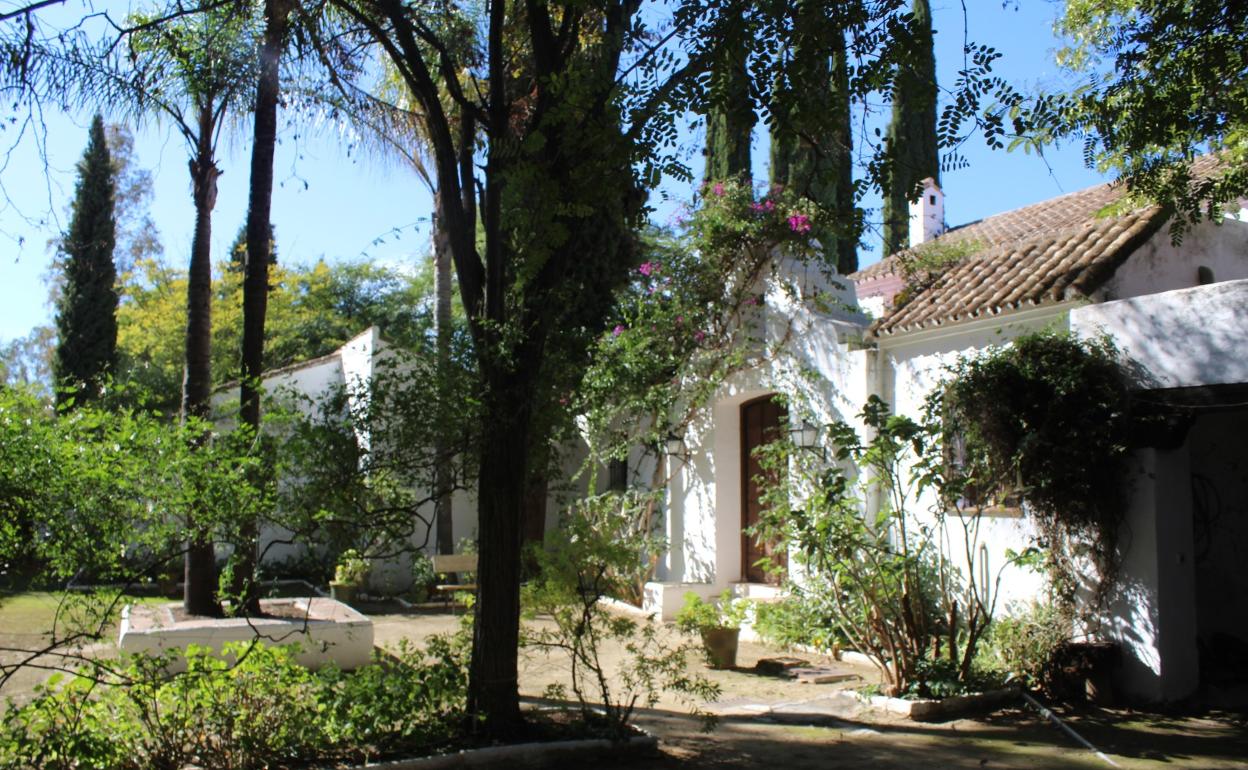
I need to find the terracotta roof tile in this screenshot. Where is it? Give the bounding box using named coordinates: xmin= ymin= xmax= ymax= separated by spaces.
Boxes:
xmin=849 ymin=169 xmax=1188 ymax=335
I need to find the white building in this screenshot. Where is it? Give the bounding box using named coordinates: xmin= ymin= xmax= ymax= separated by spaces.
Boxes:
xmin=644 ymin=164 xmax=1248 ymax=704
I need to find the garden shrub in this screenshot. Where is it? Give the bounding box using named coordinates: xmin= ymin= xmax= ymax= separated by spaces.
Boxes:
xmin=751 ymin=595 xmax=848 ymax=654
xmin=754 ymin=397 xmax=1006 ymax=695
xmin=988 ymin=601 xmax=1072 ymax=692
xmin=0 ymin=634 xmax=470 ymax=769
xmin=522 ymin=492 xmax=719 ymax=736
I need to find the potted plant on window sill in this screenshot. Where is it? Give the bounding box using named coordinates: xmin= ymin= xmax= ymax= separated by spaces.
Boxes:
xmin=675 ymin=590 xmax=750 ymax=669
xmin=330 ymin=549 xmax=370 ymax=605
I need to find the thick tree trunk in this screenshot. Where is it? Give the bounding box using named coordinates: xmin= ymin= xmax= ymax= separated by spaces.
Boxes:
xmin=234 ymin=0 xmax=291 ymax=616
xmin=467 ymin=367 xmax=533 ymax=738
xmin=182 ymin=114 xmax=222 ymax=619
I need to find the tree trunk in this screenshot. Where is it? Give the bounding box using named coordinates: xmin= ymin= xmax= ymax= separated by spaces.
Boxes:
xmin=234 ymin=0 xmax=292 ymax=616
xmin=432 ymin=188 xmax=455 ymax=555
xmin=182 ymin=109 xmax=222 ymax=619
xmin=467 ymin=364 xmax=533 ymax=738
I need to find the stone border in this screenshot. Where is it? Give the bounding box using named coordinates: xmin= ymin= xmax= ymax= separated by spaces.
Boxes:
xmin=333 ymin=730 xmax=658 ymax=769
xmin=838 ymin=686 xmax=1019 ymax=721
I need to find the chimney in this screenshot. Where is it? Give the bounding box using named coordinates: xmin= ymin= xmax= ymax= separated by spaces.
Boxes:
xmin=909 ymin=178 xmax=945 ymax=248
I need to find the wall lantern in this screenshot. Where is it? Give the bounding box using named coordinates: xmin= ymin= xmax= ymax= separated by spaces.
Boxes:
xmin=789 ymin=419 xmax=823 ymax=457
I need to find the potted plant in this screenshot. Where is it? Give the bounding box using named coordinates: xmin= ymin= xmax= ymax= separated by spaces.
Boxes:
xmin=330 ymin=549 xmax=369 ymax=605
xmin=675 ymin=590 xmax=749 ymax=669
xmin=409 ymin=552 xmax=436 ymax=604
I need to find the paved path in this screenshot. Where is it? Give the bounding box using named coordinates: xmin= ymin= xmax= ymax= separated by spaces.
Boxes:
xmin=369 ymin=604 xmax=1248 ymax=770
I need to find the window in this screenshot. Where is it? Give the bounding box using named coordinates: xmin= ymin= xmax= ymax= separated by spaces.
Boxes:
xmin=608 ymin=457 xmax=628 ymax=492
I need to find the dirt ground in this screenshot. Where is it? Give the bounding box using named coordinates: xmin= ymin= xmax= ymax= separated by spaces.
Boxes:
xmin=5 ymin=597 xmax=1246 ymax=768
xmin=369 ymin=604 xmax=1248 ymax=770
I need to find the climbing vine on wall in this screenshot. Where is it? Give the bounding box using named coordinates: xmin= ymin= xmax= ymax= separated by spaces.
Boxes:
xmin=932 ymin=331 xmax=1133 ymax=607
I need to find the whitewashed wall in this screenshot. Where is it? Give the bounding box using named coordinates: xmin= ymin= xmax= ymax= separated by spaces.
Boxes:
xmin=1072 ymin=278 xmax=1248 ymax=391
xmin=1100 ymin=214 xmax=1248 ymax=300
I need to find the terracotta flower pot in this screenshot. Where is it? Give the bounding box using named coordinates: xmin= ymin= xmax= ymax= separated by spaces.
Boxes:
xmin=700 ymin=627 xmax=740 ymax=669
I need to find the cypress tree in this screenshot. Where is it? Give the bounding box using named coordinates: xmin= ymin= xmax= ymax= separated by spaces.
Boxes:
xmin=768 ymin=7 xmax=858 ymax=274
xmin=54 ymin=115 xmax=118 ymax=407
xmin=703 ymin=35 xmax=754 ymax=184
xmin=881 ymin=0 xmax=939 ymax=256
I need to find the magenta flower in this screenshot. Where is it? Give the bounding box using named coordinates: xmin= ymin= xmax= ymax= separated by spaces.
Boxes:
xmin=613 ymin=325 xmax=625 ymax=337
xmin=693 ymin=330 xmax=706 ymax=343
xmin=788 ymin=214 xmax=812 ymax=233
xmin=638 ymin=261 xmax=658 ymax=277
xmin=713 ymin=182 xmax=725 ymax=197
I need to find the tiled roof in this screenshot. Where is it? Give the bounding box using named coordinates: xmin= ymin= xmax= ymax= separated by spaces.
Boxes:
xmin=849 ymin=170 xmax=1192 ymax=335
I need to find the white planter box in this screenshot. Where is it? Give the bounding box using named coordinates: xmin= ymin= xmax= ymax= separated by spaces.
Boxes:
xmin=118 ymin=597 xmax=374 ymax=672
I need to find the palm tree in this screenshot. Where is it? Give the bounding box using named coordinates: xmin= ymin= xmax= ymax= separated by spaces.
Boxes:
xmin=37 ymin=4 xmax=259 ymax=616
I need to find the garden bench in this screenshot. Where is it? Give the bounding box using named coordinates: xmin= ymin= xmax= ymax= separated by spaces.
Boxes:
xmin=430 ymin=553 xmax=478 ymax=602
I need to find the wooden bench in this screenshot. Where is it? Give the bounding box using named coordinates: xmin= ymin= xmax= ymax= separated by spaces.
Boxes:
xmin=430 ymin=554 xmax=478 ymax=602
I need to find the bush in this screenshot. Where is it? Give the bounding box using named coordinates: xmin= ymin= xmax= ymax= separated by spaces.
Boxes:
xmin=988 ymin=602 xmax=1072 ymax=692
xmin=0 ymin=634 xmax=470 ymax=769
xmin=522 ymin=493 xmax=719 ymax=736
xmin=751 ymin=596 xmax=848 ymax=654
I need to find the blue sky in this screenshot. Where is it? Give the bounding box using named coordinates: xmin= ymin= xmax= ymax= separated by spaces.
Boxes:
xmin=0 ymin=0 xmax=1107 ymax=344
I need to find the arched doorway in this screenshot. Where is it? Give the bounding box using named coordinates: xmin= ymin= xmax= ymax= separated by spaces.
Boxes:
xmin=740 ymin=395 xmax=787 ymax=584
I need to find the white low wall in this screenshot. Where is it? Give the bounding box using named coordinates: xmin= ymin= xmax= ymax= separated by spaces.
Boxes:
xmin=1072 ymin=279 xmax=1248 ymax=391
xmin=118 ymin=597 xmax=375 ymax=672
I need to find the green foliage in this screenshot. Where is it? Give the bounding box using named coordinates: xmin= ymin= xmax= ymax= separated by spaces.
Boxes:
xmin=334 ymin=548 xmax=370 ymax=586
xmin=987 ymin=601 xmax=1072 ymax=692
xmin=578 ymin=180 xmax=823 ymax=466
xmin=54 ymin=114 xmax=118 ymax=408
xmin=674 ymin=591 xmax=749 ymax=633
xmin=935 ymin=331 xmax=1131 ymax=603
xmin=751 ymin=596 xmax=847 ymax=654
xmin=522 ymin=492 xmax=718 ymax=735
xmin=1004 ymin=0 xmax=1248 ymax=234
xmin=767 ymin=5 xmax=857 ymax=274
xmin=0 ymin=383 xmax=270 ymax=592
xmin=881 ymin=0 xmax=940 ymax=257
xmin=0 ymin=636 xmax=470 ymax=769
xmin=754 ymin=396 xmax=1002 ymax=695
xmin=409 ymin=553 xmax=436 ymax=601
xmin=116 ymin=258 xmax=439 ymax=412
xmin=703 ymin=34 xmax=753 ymax=184
xmin=269 ymin=349 xmax=478 ymax=571
xmin=891 ymin=238 xmax=984 ymax=309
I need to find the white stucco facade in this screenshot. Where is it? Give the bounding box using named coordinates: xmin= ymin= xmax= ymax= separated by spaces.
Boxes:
xmin=643 ymin=214 xmax=1248 ymax=705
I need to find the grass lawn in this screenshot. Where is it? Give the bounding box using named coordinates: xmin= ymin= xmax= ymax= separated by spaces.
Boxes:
xmin=0 ymin=590 xmax=168 ymax=703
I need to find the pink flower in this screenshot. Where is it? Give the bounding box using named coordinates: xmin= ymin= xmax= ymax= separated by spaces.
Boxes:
xmin=788 ymin=214 xmax=812 ymax=233
xmin=712 ymin=182 xmax=725 ymax=197
xmin=693 ymin=330 xmax=706 ymax=343
xmin=638 ymin=261 xmax=658 ymax=277
xmin=613 ymin=325 xmax=625 ymax=337
xmin=750 ymin=199 xmax=776 ymax=213
xmin=675 ymin=315 xmax=684 ymax=325
xmin=743 ymin=296 xmax=757 ymax=306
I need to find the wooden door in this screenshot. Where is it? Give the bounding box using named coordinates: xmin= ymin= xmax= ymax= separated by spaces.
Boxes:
xmin=741 ymin=396 xmax=787 ymax=583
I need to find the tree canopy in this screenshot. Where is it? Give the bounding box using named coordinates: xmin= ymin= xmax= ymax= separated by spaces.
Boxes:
xmin=1015 ymin=0 xmax=1248 ymax=231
